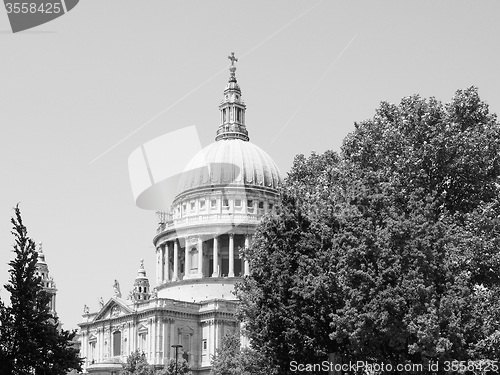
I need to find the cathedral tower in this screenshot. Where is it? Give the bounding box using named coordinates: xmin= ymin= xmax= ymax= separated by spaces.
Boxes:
xmin=35 ymin=242 xmax=57 ymax=315
xmin=133 ymin=259 xmax=151 ymax=302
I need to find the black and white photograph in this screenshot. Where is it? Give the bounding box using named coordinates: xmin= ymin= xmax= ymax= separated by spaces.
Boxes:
xmin=1 ymin=1 xmax=500 ymax=374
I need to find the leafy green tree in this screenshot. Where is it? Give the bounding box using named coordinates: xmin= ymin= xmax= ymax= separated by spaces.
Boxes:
xmin=335 ymin=87 xmax=500 ymax=368
xmin=123 ymin=350 xmax=155 ymax=375
xmin=156 ymin=357 xmax=192 ymax=375
xmin=341 ymin=87 xmax=500 ymax=217
xmin=210 ymin=332 xmax=273 ymax=375
xmin=236 ymin=87 xmax=500 ymax=374
xmin=236 ymin=151 xmax=343 ymax=374
xmin=123 ymin=350 xmax=192 ymax=375
xmin=0 ymin=205 xmax=82 ymax=375
xmin=0 ymin=298 xmax=14 ymax=374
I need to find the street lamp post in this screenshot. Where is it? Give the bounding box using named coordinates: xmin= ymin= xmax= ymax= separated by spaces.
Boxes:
xmin=171 ymin=344 xmax=183 ymax=375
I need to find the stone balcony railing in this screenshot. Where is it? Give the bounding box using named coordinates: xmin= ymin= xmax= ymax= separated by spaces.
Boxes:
xmin=156 ymin=211 xmax=262 ymax=234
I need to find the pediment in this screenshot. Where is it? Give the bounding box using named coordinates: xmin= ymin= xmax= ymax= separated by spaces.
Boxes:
xmin=93 ymin=297 xmax=133 ymax=322
xmin=178 ymin=324 xmax=194 ymax=335
xmin=137 ymin=323 xmax=148 ymax=334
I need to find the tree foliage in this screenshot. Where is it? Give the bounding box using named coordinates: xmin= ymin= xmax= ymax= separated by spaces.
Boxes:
xmin=0 ymin=205 xmax=82 ymax=375
xmin=236 ymin=87 xmax=500 ymax=374
xmin=157 ymin=358 xmax=192 ymax=375
xmin=123 ymin=350 xmax=192 ymax=375
xmin=123 ymin=350 xmax=154 ymax=375
xmin=236 ymin=151 xmax=342 ymax=371
xmin=210 ymin=333 xmax=273 ymax=375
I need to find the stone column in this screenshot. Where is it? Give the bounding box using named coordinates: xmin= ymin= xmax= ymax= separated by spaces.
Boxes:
xmin=217 ymin=320 xmax=223 ymax=349
xmin=184 ymin=238 xmax=191 ymax=279
xmin=213 ymin=321 xmax=218 ymax=355
xmin=228 ymin=233 xmax=234 ymax=277
xmin=149 ymin=318 xmax=153 ymax=361
xmin=173 ymin=240 xmax=179 ymax=281
xmin=101 ymin=329 xmax=105 ymax=362
xmin=212 ymin=236 xmax=219 ymax=277
xmin=244 ymin=235 xmax=250 ymax=276
xmin=81 ymin=333 xmax=87 ymax=369
xmin=129 ymin=322 xmax=137 ymax=353
xmin=98 ymin=329 xmax=102 ymax=362
xmin=108 ymin=328 xmax=112 ymax=359
xmin=164 ymin=319 xmax=171 ymax=362
xmin=156 ymin=247 xmax=161 ymax=284
xmin=164 ymin=242 xmax=170 ymax=282
xmin=197 ymin=237 xmax=204 ymax=278
xmin=170 ymin=322 xmax=176 ymax=356
xmin=156 ymin=318 xmax=162 ymax=364
xmin=159 ymin=245 xmax=165 ymax=284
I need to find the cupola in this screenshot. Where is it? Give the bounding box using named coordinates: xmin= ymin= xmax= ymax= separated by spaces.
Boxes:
xmin=133 ymin=259 xmax=151 ymax=302
xmin=215 ymin=52 xmax=249 ymax=141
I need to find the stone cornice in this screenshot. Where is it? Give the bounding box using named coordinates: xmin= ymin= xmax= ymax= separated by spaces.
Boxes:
xmin=154 ymin=223 xmax=257 ymax=245
xmin=174 ymin=184 xmax=279 ymax=203
xmin=156 ymin=276 xmax=240 ymax=292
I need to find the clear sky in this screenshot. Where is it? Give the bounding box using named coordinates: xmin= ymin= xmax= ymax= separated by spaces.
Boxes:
xmin=0 ymin=0 xmax=499 ymax=330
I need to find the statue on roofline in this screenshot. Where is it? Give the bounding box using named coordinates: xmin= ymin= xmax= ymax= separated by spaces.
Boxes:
xmin=113 ymin=279 xmax=122 ymax=298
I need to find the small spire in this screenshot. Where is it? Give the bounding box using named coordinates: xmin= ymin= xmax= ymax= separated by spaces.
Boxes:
xmin=228 ymin=52 xmax=238 ymax=82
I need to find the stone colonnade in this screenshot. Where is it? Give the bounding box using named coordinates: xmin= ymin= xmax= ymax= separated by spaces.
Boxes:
xmin=156 ymin=233 xmax=252 ymax=284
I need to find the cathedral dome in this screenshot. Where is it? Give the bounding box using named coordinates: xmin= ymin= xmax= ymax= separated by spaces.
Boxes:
xmin=175 ymin=52 xmax=281 ymax=198
xmin=176 ymin=138 xmax=281 ymax=196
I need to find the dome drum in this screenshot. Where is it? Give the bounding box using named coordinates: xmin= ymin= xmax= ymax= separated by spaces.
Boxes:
xmin=155 ymin=193 xmax=277 ymax=242
xmin=156 ymin=277 xmax=239 ymax=302
xmin=154 ymin=232 xmax=251 ymax=285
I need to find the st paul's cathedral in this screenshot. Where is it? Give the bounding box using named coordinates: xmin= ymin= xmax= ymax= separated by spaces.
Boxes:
xmin=78 ymin=54 xmax=282 ymax=374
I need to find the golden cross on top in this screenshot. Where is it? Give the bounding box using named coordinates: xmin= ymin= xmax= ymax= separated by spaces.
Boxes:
xmin=228 ymin=52 xmax=238 ymax=66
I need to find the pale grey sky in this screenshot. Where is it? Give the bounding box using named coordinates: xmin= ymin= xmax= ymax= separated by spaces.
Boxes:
xmin=1 ymin=1 xmax=499 ymax=329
